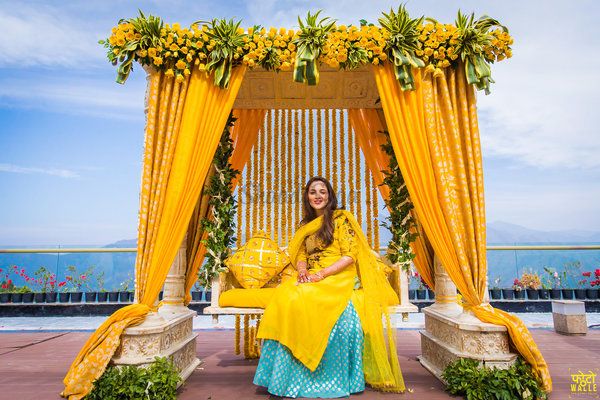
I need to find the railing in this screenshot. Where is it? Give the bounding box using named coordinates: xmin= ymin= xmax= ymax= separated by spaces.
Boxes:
xmin=1 ymin=245 xmax=599 ymax=291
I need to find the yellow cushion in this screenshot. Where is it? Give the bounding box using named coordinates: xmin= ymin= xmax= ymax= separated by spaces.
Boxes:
xmin=225 ymin=230 xmax=290 ymax=289
xmin=219 ymin=288 xmax=276 ymax=308
xmin=264 ymin=265 xmax=297 ymax=288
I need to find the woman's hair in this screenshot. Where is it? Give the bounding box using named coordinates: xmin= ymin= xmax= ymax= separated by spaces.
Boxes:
xmin=301 ymin=176 xmax=339 ymax=247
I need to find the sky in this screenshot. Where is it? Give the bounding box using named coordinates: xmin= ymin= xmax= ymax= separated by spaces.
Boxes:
xmin=0 ymin=0 xmax=599 ymax=246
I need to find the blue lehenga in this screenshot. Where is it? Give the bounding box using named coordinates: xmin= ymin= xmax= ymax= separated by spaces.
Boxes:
xmin=253 ymin=302 xmax=365 ymax=398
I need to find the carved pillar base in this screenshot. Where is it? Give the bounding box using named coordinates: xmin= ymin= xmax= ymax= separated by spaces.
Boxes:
xmin=112 ymin=309 xmax=200 ymax=387
xmin=419 ymin=307 xmax=517 ymax=381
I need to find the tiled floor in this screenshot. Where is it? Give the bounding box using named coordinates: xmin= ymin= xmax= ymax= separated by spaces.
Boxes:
xmin=0 ymin=329 xmax=598 ymax=399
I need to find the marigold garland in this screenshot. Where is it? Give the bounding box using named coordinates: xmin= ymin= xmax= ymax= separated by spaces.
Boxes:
xmin=339 ymin=110 xmax=347 ymax=208
xmin=365 ymin=159 xmax=373 ymax=246
xmin=354 ymin=127 xmax=362 ymax=225
xmin=308 ymin=110 xmax=315 ymax=178
xmin=235 ymin=315 xmax=241 ymax=355
xmin=286 ymin=110 xmax=293 ymax=240
xmin=265 ymin=110 xmax=274 ymax=239
xmin=324 ymin=109 xmax=331 ymax=182
xmin=102 ymin=9 xmax=512 ymax=93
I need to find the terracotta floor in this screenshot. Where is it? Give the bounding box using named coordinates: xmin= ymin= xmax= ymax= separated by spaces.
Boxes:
xmin=0 ymin=330 xmax=598 ymax=400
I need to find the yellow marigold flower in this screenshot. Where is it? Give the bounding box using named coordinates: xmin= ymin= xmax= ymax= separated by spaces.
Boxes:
xmin=177 ymin=37 xmax=184 ymax=45
xmin=176 ymin=74 xmax=184 ymax=83
xmin=336 ymin=53 xmax=347 ymax=62
xmin=184 ymin=68 xmax=191 ymax=76
xmin=137 ymin=49 xmax=147 ymax=57
xmin=425 ymin=64 xmax=435 ymax=74
xmin=433 ymin=67 xmax=443 ymax=78
xmin=135 ymin=33 xmax=141 ymax=40
xmin=442 ymin=59 xmax=450 ymax=68
xmin=202 ymin=34 xmax=209 ymax=42
xmin=152 ymin=56 xmax=163 ymax=66
xmin=172 ymin=23 xmax=181 ymax=31
xmin=236 ymin=27 xmax=244 ymax=35
xmin=281 ymin=61 xmax=291 ymax=70
xmin=165 ymin=51 xmax=172 ymax=57
xmin=181 ymin=46 xmax=189 ymax=54
xmin=497 ymin=54 xmax=506 ymax=61
xmin=176 ymin=59 xmax=187 ymax=69
xmin=379 ymin=53 xmax=387 ymax=61
xmin=112 ymin=48 xmax=120 ymax=55
xmin=506 ymin=49 xmax=513 ymax=58
xmin=117 ymin=38 xmax=125 ymax=46
xmin=147 ymin=48 xmax=156 ymax=58
xmin=165 ymin=68 xmax=175 ymax=77
xmin=450 ymin=54 xmax=458 ymax=60
xmin=424 ymin=48 xmax=433 ymax=56
xmin=170 ymin=43 xmax=179 ymax=51
xmin=372 ymin=58 xmax=379 ymax=65
xmin=185 ymin=53 xmax=193 ymax=62
xmin=247 ymin=59 xmax=255 ymax=67
xmin=111 ymin=26 xmax=118 ymax=34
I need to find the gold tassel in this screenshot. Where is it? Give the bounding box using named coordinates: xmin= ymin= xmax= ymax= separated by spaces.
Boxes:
xmin=235 ymin=315 xmax=241 ymax=355
xmin=286 ymin=109 xmax=293 ymax=242
xmin=258 ymin=115 xmax=266 ymax=231
xmin=275 ymin=109 xmax=283 ymax=245
xmin=373 ymin=175 xmax=380 ymax=252
xmin=340 ymin=110 xmax=347 ymax=208
xmin=294 ymin=110 xmax=301 ymax=228
xmin=308 ymin=109 xmax=315 ymax=178
xmin=348 ymin=116 xmax=355 ymax=215
xmin=331 ymin=109 xmax=338 ymax=194
xmin=266 ymin=110 xmax=273 ymax=240
xmin=243 ymin=314 xmax=249 ymax=359
xmin=324 ymin=109 xmax=331 ymax=181
xmin=354 ymin=125 xmax=362 ymax=225
xmin=317 ymin=109 xmax=323 ymax=177
xmin=365 ymin=157 xmax=373 ymax=246
xmin=300 ymin=109 xmax=307 ymax=220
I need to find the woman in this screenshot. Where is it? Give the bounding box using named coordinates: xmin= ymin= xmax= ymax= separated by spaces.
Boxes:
xmin=254 ymin=177 xmax=405 ymax=398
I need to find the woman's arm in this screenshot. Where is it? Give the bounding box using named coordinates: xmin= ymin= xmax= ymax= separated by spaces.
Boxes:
xmin=297 ymin=260 xmax=309 ymax=283
xmin=307 ymin=255 xmax=354 ymax=282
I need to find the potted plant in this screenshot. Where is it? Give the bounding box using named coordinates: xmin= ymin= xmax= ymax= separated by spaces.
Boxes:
xmin=584 ymin=269 xmax=600 ymax=300
xmin=82 ymin=266 xmax=97 ymax=303
xmin=575 ymin=273 xmax=588 ymax=300
xmin=34 ymin=266 xmax=58 ymax=303
xmin=489 ymin=276 xmax=502 ymax=300
xmin=96 ymin=271 xmax=108 ymax=302
xmin=512 ymin=278 xmax=525 ymax=300
xmin=414 ymin=272 xmax=426 ymax=300
xmin=0 ymin=278 xmax=13 ymax=303
xmin=543 ymin=267 xmax=562 ymax=300
xmin=502 ymin=282 xmax=514 ymax=300
xmin=520 ymin=271 xmax=541 ymax=300
xmin=191 ymin=281 xmax=202 ymax=301
xmin=119 ymin=274 xmax=133 ymax=303
xmin=58 ymin=280 xmax=70 ymax=302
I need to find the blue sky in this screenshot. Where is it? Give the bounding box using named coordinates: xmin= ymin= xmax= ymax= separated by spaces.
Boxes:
xmin=1 ymin=0 xmax=599 ymax=246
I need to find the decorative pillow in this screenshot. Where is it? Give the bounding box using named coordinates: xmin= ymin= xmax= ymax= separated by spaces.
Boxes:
xmin=225 ymin=230 xmax=290 ymax=289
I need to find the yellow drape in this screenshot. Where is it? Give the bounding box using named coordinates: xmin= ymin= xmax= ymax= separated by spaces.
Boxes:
xmin=348 ymin=109 xmax=435 ymax=290
xmin=61 ymin=66 xmax=246 ymax=400
xmin=373 ymin=62 xmax=552 ymax=392
xmin=184 ymin=109 xmax=266 ymax=304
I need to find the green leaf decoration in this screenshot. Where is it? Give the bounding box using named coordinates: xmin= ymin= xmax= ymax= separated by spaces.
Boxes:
xmin=379 ymin=4 xmax=424 ymax=91
xmin=198 ymin=18 xmax=246 ymax=88
xmin=198 ymin=113 xmax=239 ymax=288
xmin=380 ymin=133 xmax=418 ymax=272
xmin=293 ymin=10 xmax=336 ymax=85
xmin=454 ymin=10 xmax=508 ymax=94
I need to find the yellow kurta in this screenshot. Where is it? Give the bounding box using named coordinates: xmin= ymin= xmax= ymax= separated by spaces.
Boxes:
xmin=257 ymin=212 xmax=359 ymax=371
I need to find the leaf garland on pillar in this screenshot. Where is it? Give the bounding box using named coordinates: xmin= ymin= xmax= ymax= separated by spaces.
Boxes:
xmin=198 ymin=113 xmax=239 ymax=288
xmin=380 ymin=133 xmax=418 ymax=272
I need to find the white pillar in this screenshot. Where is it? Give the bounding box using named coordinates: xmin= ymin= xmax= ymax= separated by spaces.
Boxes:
xmin=427 ymin=255 xmax=462 ymax=316
xmin=159 ymin=233 xmax=189 ymax=317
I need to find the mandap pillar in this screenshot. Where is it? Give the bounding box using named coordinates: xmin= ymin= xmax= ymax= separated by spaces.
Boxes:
xmin=419 ymin=255 xmax=517 ymax=381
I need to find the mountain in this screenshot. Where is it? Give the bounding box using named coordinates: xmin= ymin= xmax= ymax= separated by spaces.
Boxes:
xmin=487 ymin=221 xmax=600 ymax=244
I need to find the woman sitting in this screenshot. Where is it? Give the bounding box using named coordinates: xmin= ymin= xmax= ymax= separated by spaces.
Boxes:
xmin=254 ymin=176 xmax=405 ymax=398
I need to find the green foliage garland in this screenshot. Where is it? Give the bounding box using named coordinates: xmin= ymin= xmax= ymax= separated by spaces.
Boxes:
xmin=380 ymin=134 xmax=418 ymax=272
xmin=442 ymin=357 xmax=547 ymax=400
xmin=198 ymin=113 xmax=239 ymax=288
xmin=293 ymin=10 xmax=336 ymax=85
xmin=85 ymin=357 xmax=180 ymax=400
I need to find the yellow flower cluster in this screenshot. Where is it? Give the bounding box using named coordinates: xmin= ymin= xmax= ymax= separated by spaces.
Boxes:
xmin=486 ymin=29 xmax=514 ymax=62
xmin=520 ymin=272 xmax=542 ymax=290
xmin=416 ymin=23 xmax=460 ymax=76
xmin=320 ymin=25 xmax=388 ymax=69
xmin=103 ymin=17 xmax=513 ymax=84
xmin=242 ymin=27 xmax=297 ymax=71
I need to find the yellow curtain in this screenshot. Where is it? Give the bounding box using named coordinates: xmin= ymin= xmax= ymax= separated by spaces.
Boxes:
xmin=373 ymin=62 xmax=552 ymax=392
xmin=61 ymin=66 xmax=246 ymax=400
xmin=184 ymin=108 xmax=266 ymax=304
xmin=348 ymin=109 xmax=435 ymax=290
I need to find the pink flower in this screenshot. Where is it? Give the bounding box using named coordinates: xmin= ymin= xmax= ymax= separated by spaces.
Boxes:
xmin=7 ymin=279 xmax=12 ymax=285
xmin=80 ymin=275 xmax=87 ymax=280
xmin=58 ymin=282 xmax=66 ymax=287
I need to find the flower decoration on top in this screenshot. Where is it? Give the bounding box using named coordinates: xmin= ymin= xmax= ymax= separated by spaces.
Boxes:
xmin=378 ymin=5 xmax=425 ymax=91
xmin=293 ymin=10 xmax=337 ymax=85
xmin=100 ymin=5 xmax=514 ymax=93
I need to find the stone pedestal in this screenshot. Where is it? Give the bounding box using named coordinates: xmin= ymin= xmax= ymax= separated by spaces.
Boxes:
xmin=419 ymin=256 xmax=517 ymax=380
xmin=111 ymin=234 xmax=200 ymax=386
xmin=552 ymin=300 xmax=587 ymax=335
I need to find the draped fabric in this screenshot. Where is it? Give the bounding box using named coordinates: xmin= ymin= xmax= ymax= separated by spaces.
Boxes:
xmin=372 ymin=62 xmax=552 ymax=393
xmin=348 ymin=109 xmax=435 ymax=290
xmin=61 ymin=66 xmax=246 ymax=400
xmin=183 ymin=108 xmax=266 ymax=304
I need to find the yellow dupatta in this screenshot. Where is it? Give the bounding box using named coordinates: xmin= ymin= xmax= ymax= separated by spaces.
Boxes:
xmin=286 ymin=210 xmax=406 ymax=393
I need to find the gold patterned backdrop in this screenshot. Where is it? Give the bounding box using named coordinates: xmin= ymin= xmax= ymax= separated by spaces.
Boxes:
xmin=235 ymin=108 xmax=385 ymax=250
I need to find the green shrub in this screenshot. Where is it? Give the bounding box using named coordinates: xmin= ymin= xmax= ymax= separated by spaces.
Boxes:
xmin=85 ymin=357 xmax=181 ymax=400
xmin=441 ymin=357 xmax=547 ymax=400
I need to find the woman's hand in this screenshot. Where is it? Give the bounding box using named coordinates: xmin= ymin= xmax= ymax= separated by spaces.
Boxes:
xmin=307 ymin=271 xmax=324 ymax=283
xmin=297 ymin=268 xmax=309 ymax=284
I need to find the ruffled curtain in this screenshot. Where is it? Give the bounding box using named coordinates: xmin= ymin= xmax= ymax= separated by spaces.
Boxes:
xmin=61 ymin=66 xmax=246 ymax=400
xmin=184 ymin=109 xmax=266 ymax=304
xmin=348 ymin=109 xmax=435 ymax=289
xmin=372 ymin=62 xmax=552 ymax=392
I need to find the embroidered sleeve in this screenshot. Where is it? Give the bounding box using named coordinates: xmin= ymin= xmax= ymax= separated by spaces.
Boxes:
xmin=296 ymin=240 xmax=308 ymax=264
xmin=337 ymin=217 xmax=358 ymax=263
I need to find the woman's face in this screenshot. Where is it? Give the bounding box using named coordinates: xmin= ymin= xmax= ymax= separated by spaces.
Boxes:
xmin=307 ymin=181 xmax=329 ymax=212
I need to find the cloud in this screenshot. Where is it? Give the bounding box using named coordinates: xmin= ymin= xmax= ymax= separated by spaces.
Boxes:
xmin=0 ymin=3 xmax=104 ymax=68
xmin=0 ymin=163 xmax=80 ymax=178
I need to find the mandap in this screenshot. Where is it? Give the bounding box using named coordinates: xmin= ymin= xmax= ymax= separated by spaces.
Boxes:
xmin=61 ymin=7 xmax=552 ymax=399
